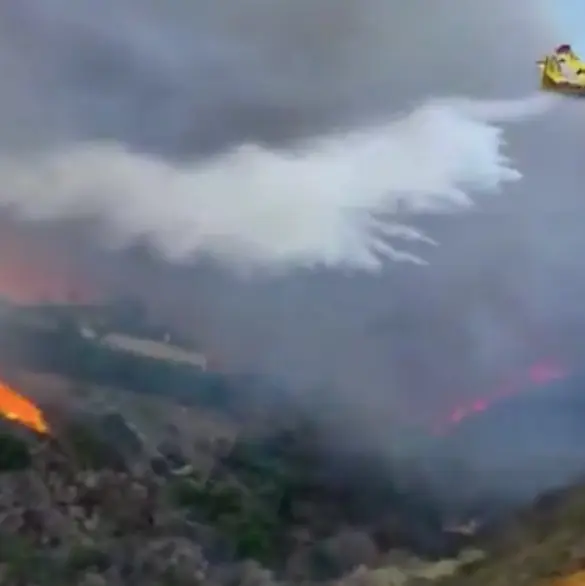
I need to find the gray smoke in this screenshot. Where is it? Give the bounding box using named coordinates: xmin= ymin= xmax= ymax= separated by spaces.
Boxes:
xmin=0 ymin=0 xmax=583 ymax=504
xmin=0 ymin=1 xmax=555 ymax=270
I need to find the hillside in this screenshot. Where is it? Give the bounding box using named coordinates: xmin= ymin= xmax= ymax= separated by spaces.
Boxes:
xmin=0 ymin=413 xmax=480 ymax=586
xmin=3 ymin=403 xmax=585 ymax=586
xmin=438 ymin=482 xmax=585 ymax=586
xmin=0 ymin=300 xmax=584 ymax=585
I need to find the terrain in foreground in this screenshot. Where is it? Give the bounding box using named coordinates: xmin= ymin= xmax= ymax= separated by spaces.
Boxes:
xmin=0 ymin=300 xmax=583 ymax=585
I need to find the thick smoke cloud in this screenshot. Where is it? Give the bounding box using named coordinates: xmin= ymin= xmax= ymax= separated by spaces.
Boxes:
xmin=1 ymin=0 xmax=584 ymax=502
xmin=0 ymin=100 xmax=544 ymax=270
xmin=0 ymin=1 xmax=554 ymax=271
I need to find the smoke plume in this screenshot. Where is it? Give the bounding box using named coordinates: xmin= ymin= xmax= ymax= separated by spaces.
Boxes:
xmin=0 ymin=0 xmax=556 ymax=271
xmin=0 ymin=95 xmax=554 ymax=271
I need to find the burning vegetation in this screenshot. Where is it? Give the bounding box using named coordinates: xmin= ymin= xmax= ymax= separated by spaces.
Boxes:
xmin=0 ymin=379 xmax=49 ymax=435
xmin=436 ymin=358 xmax=567 ymax=434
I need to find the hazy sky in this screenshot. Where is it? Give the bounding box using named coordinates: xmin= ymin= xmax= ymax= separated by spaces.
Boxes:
xmin=555 ymin=0 xmax=585 ymax=51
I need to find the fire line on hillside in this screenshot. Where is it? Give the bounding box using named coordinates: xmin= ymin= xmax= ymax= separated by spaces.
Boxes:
xmin=434 ymin=358 xmax=567 ymax=435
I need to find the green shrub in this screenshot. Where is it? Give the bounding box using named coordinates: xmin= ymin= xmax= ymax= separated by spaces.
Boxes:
xmin=0 ymin=535 xmax=60 ymax=585
xmin=169 ymin=478 xmax=245 ymax=519
xmin=222 ymin=510 xmax=280 ymax=562
xmin=0 ymin=432 xmax=32 ymax=471
xmin=65 ymin=545 xmax=111 ymax=575
xmin=62 ymin=422 xmax=126 ymax=470
xmin=169 ymin=476 xmax=284 ymax=562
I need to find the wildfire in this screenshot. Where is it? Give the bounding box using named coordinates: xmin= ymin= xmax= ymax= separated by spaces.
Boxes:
xmin=435 ymin=358 xmax=567 ymax=434
xmin=0 ymin=379 xmax=49 ymax=434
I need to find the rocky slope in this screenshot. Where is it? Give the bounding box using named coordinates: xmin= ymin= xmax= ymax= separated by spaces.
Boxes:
xmin=1 ymin=303 xmax=584 ymax=585
xmin=0 ymin=372 xmax=582 ymax=586
xmin=1 ymin=410 xmax=584 ymax=586
xmin=438 ymin=482 xmax=585 ymax=586
xmin=0 ymin=411 xmax=487 ymax=586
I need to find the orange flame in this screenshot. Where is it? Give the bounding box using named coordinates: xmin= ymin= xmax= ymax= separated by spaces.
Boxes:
xmin=434 ymin=358 xmax=567 ymax=435
xmin=0 ymin=380 xmax=49 ymax=434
